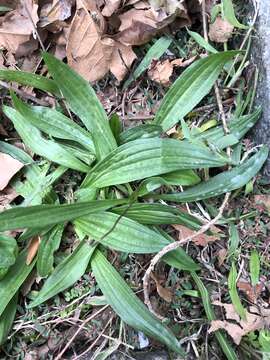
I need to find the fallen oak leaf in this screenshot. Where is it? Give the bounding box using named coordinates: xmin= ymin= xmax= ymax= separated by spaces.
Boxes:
xmin=172 ymin=224 xmax=221 ymax=246
xmin=0 ymin=0 xmax=39 ymax=57
xmin=66 ymin=3 xmax=136 ymax=81
xmin=0 ymin=152 xmax=24 ymax=191
xmin=151 ymin=272 xmax=173 ymax=303
xmin=26 ymin=235 xmax=40 ymax=265
xmin=237 ymin=280 xmax=264 ymax=303
xmin=209 ymin=301 xmax=270 ymax=345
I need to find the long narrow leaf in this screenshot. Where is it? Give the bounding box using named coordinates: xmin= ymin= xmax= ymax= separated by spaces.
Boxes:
xmin=154 ymin=51 xmax=238 ymax=131
xmin=29 ymin=241 xmax=95 ymax=308
xmin=91 ymin=250 xmax=185 ymax=355
xmin=43 ymin=52 xmax=117 ymax=160
xmin=0 ymin=251 xmax=36 ymax=316
xmin=12 ymin=95 xmax=94 ymax=152
xmin=152 ymin=146 xmax=268 ymax=202
xmin=82 ymin=138 xmax=230 ymax=188
xmin=3 ymin=106 xmax=90 ymax=173
xmin=0 ymin=69 xmax=59 ymax=94
xmin=74 ymin=212 xmax=199 ymax=271
xmin=0 ymin=141 xmax=33 ymax=164
xmin=0 ymin=199 xmax=127 ymax=231
xmin=0 ymin=294 xmax=18 ymax=345
xmin=228 ymin=262 xmax=246 ymax=319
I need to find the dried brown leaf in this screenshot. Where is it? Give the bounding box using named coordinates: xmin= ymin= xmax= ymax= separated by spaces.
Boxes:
xmin=254 ymin=195 xmax=270 ymax=212
xmin=0 ymin=186 xmax=18 ymax=212
xmin=39 ymin=0 xmax=74 ymax=28
xmin=151 ymin=272 xmax=173 ymax=303
xmin=209 ymin=16 xmax=234 ymax=43
xmin=26 ymin=236 xmax=40 ymax=265
xmin=210 ymin=301 xmax=270 ymax=345
xmin=148 ymin=59 xmax=173 ymax=86
xmin=172 ymin=224 xmax=220 ymax=246
xmin=237 ymin=280 xmax=264 ymax=303
xmin=66 ymin=4 xmax=136 ymax=81
xmin=101 ymin=0 xmax=121 ymax=16
xmin=0 ymin=152 xmax=24 ymax=191
xmin=217 ymin=248 xmax=227 ymax=267
xmin=0 ymin=0 xmax=39 ymax=56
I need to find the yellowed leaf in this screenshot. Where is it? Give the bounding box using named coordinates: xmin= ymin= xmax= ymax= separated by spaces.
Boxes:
xmin=151 ymin=272 xmax=173 ymax=303
xmin=0 ymin=0 xmax=39 ymax=56
xmin=209 ymin=16 xmax=234 ymax=43
xmin=209 ymin=301 xmax=270 ymax=345
xmin=26 ymin=236 xmax=40 ymax=265
xmin=172 ymin=224 xmax=220 ymax=246
xmin=0 ymin=152 xmax=24 ymax=191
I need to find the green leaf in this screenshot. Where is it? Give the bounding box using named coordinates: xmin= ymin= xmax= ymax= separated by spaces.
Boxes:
xmin=0 ymin=141 xmax=33 ymax=164
xmin=123 ymin=36 xmax=172 ymax=89
xmin=152 ymin=146 xmax=268 ymax=202
xmin=112 ymin=203 xmax=203 ymax=230
xmin=3 ymin=105 xmax=90 ymax=173
xmin=222 ymin=0 xmax=249 ymax=29
xmin=191 ymin=272 xmax=238 ymax=360
xmin=74 ymin=211 xmax=199 ymax=271
xmin=0 ymin=235 xmax=18 ymax=269
xmin=161 ymin=169 xmax=201 ymax=186
xmin=0 ymin=251 xmax=36 ymax=316
xmin=0 ymin=199 xmax=127 ymax=231
xmin=0 ymin=294 xmax=18 ymax=346
xmin=187 ymin=29 xmax=218 ymax=54
xmin=12 ymin=96 xmax=94 ymax=152
xmin=119 ymin=124 xmax=163 ymax=144
xmin=0 ymin=6 xmax=12 ymax=12
xmin=82 ymin=138 xmax=230 ymax=189
xmin=228 ymin=223 xmax=240 ymax=258
xmin=193 ymin=108 xmax=262 ymax=150
xmin=43 ymin=52 xmax=117 ymax=160
xmin=37 ymin=224 xmax=64 ymax=278
xmin=29 ymin=241 xmax=96 ymax=308
xmin=154 ymin=51 xmax=239 ymax=131
xmin=91 ymin=250 xmax=185 ymax=355
xmin=109 ymin=113 xmax=122 ymax=144
xmin=0 ymin=69 xmax=59 ymax=94
xmin=250 ymin=250 xmax=260 ymax=286
xmin=228 ymin=262 xmax=246 ymax=320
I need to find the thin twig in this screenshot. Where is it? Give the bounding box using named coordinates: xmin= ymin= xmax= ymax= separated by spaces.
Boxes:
xmin=55 ymin=305 xmax=109 ymax=360
xmin=143 ymin=193 xmax=230 ymax=318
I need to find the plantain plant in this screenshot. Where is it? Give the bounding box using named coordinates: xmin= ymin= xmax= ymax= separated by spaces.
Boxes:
xmin=0 ymin=50 xmax=268 ymax=357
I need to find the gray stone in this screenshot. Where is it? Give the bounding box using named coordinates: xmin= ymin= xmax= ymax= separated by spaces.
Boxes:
xmin=251 ymin=1 xmax=270 ymax=177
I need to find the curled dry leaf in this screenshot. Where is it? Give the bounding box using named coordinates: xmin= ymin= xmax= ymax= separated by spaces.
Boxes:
xmin=208 ymin=16 xmax=234 ymax=43
xmin=0 ymin=152 xmax=24 ymax=191
xmin=101 ymin=0 xmax=121 ymax=17
xmin=26 ymin=236 xmax=40 ymax=265
xmin=0 ymin=0 xmax=39 ymax=57
xmin=172 ymin=224 xmax=220 ymax=246
xmin=151 ymin=272 xmax=173 ymax=303
xmin=66 ymin=2 xmax=136 ymax=81
xmin=148 ymin=56 xmax=196 ymax=86
xmin=209 ymin=301 xmax=270 ymax=345
xmin=237 ymin=280 xmax=264 ymax=303
xmin=39 ymin=0 xmax=74 ymax=29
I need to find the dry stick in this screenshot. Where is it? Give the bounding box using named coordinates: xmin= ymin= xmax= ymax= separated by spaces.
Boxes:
xmin=25 ymin=5 xmax=45 ymax=52
xmin=143 ymin=193 xmax=230 ymax=319
xmin=143 ymin=0 xmax=232 ymax=319
xmin=55 ymin=305 xmax=109 ymax=360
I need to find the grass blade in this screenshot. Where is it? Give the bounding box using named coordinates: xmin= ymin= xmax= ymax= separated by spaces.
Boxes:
xmin=123 ymin=36 xmax=172 ymax=89
xmin=91 ymin=250 xmax=185 ymax=355
xmin=43 ymin=52 xmax=117 ymax=160
xmin=191 ymin=272 xmax=238 ymax=360
xmin=0 ymin=141 xmax=33 ymax=164
xmin=250 ymin=250 xmax=260 ymax=286
xmin=154 ymin=51 xmax=238 ymax=131
xmin=0 ymin=294 xmax=18 ymax=345
xmin=228 ymin=262 xmax=246 ymax=320
xmin=223 ymin=0 xmax=249 ymax=29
